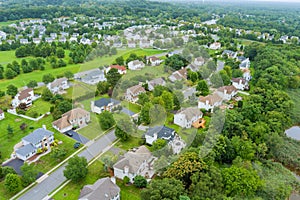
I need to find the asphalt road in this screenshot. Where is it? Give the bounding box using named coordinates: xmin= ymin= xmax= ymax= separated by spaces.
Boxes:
xmin=18 ymin=130 xmax=116 ymax=200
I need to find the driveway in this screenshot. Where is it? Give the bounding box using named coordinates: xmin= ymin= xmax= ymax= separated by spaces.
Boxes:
xmin=2 ymin=158 xmax=24 ymax=174
xmin=18 ymin=130 xmax=117 ymax=200
xmin=121 ymin=108 xmax=135 ymax=116
xmin=64 ymin=130 xmax=90 ymax=144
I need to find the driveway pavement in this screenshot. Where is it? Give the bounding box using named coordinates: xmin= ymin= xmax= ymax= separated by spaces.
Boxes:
xmin=2 ymin=159 xmax=24 ymax=174
xmin=65 ymin=130 xmax=90 ymax=144
xmin=18 ymin=130 xmax=116 ymax=200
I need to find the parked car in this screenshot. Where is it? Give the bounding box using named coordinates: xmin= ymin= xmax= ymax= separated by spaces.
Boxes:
xmin=66 ymin=131 xmax=73 ymax=137
xmin=74 ymin=142 xmax=81 ymax=149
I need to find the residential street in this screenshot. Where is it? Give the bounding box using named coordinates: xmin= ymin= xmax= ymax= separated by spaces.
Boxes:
xmin=18 ymin=130 xmax=116 ymax=200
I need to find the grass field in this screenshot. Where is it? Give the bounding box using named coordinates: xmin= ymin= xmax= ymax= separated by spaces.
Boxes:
xmin=287 ymin=89 xmax=300 ymax=124
xmin=0 ymin=48 xmax=165 ymax=89
xmin=52 ymin=160 xmax=109 ymax=200
xmin=25 ymin=98 xmax=52 ymax=116
xmin=0 ymin=20 xmax=17 ymax=28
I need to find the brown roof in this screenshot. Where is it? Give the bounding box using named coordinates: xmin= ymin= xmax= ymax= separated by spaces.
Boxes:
xmin=62 ymin=107 xmax=89 ymax=121
xmin=52 ymin=115 xmax=71 ymax=130
xmin=18 ymin=88 xmax=33 ymax=100
xmin=176 ymin=107 xmax=202 ymax=121
xmin=127 ymin=85 xmax=146 ymax=95
xmin=199 ymin=93 xmax=223 ymax=105
xmin=217 ymin=85 xmax=237 ymax=94
xmin=232 ymin=78 xmax=246 ymax=84
xmin=177 ymin=68 xmax=187 ymax=78
xmin=149 ymin=56 xmax=159 ymax=61
xmin=50 ymin=78 xmax=68 ymax=88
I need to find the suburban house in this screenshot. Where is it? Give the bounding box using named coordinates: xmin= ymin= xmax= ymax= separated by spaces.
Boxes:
xmin=232 ymin=78 xmax=249 ymax=90
xmin=209 ymin=42 xmax=221 ymax=50
xmin=47 ymin=78 xmax=69 ymax=94
xmin=147 ymin=78 xmax=166 ymax=91
xmin=145 ymin=126 xmax=175 ymax=145
xmin=79 ymin=177 xmax=120 ymax=200
xmin=168 ymin=68 xmax=187 ymax=82
xmin=198 ymin=93 xmax=223 ymax=111
xmin=91 ymin=98 xmax=121 ymax=114
xmin=127 ymin=40 xmax=136 ymax=48
xmin=145 ymin=126 xmax=186 ymax=154
xmin=52 ymin=108 xmax=90 ymax=133
xmin=0 ymin=109 xmax=5 ymax=120
xmin=242 ymin=68 xmax=252 ymax=81
xmin=107 ymin=65 xmax=127 ymax=75
xmin=128 ymin=60 xmax=145 ymax=70
xmin=217 ymin=60 xmax=225 ymax=71
xmin=237 ymin=56 xmax=250 ymax=69
xmin=174 ymin=107 xmax=203 ymax=128
xmin=12 ymin=88 xmax=35 ymax=108
xmin=193 ymin=57 xmax=205 ymax=67
xmin=139 ymin=40 xmax=151 ymax=48
xmin=125 ymin=85 xmax=146 ymax=103
xmin=216 ymin=85 xmax=238 ymax=101
xmin=113 ymin=146 xmax=156 ymax=183
xmin=15 ymin=127 xmax=54 ymax=161
xmin=147 ymin=56 xmax=163 ymax=66
xmin=186 ymin=63 xmax=199 ymax=72
xmin=74 ymin=69 xmax=106 ymax=85
xmin=222 ymin=50 xmax=237 ymax=59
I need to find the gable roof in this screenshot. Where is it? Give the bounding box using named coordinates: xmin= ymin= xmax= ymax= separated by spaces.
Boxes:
xmin=217 ymin=85 xmax=238 ymax=94
xmin=176 ymin=107 xmax=202 ymax=121
xmin=127 ymin=85 xmax=146 ymax=95
xmin=62 ymin=108 xmax=89 ymax=121
xmin=18 ymin=88 xmax=33 ymax=100
xmin=113 ymin=146 xmax=152 ymax=174
xmin=22 ymin=128 xmax=54 ymax=144
xmin=94 ymin=98 xmax=120 ymax=108
xmin=199 ymin=93 xmax=223 ymax=105
xmin=79 ymin=177 xmax=120 ymax=200
xmin=15 ymin=144 xmax=36 ymax=157
xmin=232 ymin=77 xmax=247 ymax=85
xmin=145 ymin=126 xmax=175 ymax=142
xmin=49 ymin=78 xmax=68 ymax=88
xmin=110 ymin=65 xmax=126 ymax=71
xmin=148 ymin=77 xmax=165 ymax=88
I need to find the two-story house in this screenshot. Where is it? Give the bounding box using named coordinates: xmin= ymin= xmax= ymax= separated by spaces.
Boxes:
xmin=231 ymin=78 xmax=249 ymax=90
xmin=15 ymin=127 xmax=54 ymax=161
xmin=216 ymin=85 xmax=238 ymax=101
xmin=113 ymin=146 xmax=155 ymax=183
xmin=128 ymin=60 xmax=145 ymax=70
xmin=147 ymin=56 xmax=163 ymax=66
xmin=79 ymin=177 xmax=120 ymax=200
xmin=47 ymin=78 xmax=69 ymax=94
xmin=107 ymin=65 xmax=127 ymax=75
xmin=198 ymin=93 xmax=223 ymax=111
xmin=74 ymin=69 xmax=106 ymax=85
xmin=125 ymin=85 xmax=146 ymax=103
xmin=168 ymin=68 xmax=187 ymax=82
xmin=145 ymin=126 xmax=175 ymax=145
xmin=147 ymin=78 xmax=166 ymax=91
xmin=91 ymin=98 xmax=121 ymax=114
xmin=174 ymin=107 xmax=203 ymax=128
xmin=52 ymin=108 xmax=90 ymax=133
xmin=12 ymin=88 xmax=35 ymax=108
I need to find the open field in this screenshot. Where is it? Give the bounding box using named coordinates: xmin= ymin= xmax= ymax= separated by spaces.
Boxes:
xmin=0 ymin=48 xmax=166 ymax=89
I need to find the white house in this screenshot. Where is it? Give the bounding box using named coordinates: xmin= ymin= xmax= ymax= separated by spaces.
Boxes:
xmin=125 ymin=85 xmax=146 ymax=103
xmin=15 ymin=127 xmax=54 ymax=161
xmin=79 ymin=177 xmax=120 ymax=200
xmin=193 ymin=57 xmax=205 ymax=67
xmin=216 ymin=85 xmax=238 ymax=101
xmin=128 ymin=60 xmax=145 ymax=70
xmin=222 ymin=50 xmax=237 ymax=59
xmin=52 ymin=108 xmax=90 ymax=133
xmin=168 ymin=68 xmax=187 ymax=82
xmin=147 ymin=78 xmax=166 ymax=91
xmin=174 ymin=107 xmax=203 ymax=128
xmin=74 ymin=69 xmax=106 ymax=85
xmin=209 ymin=42 xmax=221 ymax=50
xmin=20 ymin=38 xmax=29 ymax=44
xmin=231 ymin=78 xmax=249 ymax=90
xmin=127 ymin=40 xmax=136 ymax=48
xmin=237 ymin=56 xmax=250 ymax=69
xmin=0 ymin=109 xmax=5 ymax=120
xmin=242 ymin=68 xmax=252 ymax=81
xmin=91 ymin=98 xmax=120 ymax=114
xmin=113 ymin=146 xmax=155 ymax=183
xmin=147 ymin=56 xmax=163 ymax=66
xmin=145 ymin=126 xmax=175 ymax=145
xmin=198 ymin=93 xmax=223 ymax=111
xmin=47 ymin=78 xmax=69 ymax=94
xmin=12 ymin=88 xmax=35 ymax=108
xmin=107 ymin=65 xmax=127 ymax=75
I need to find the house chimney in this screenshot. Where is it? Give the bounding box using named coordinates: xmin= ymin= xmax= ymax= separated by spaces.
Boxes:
xmin=42 ymin=125 xmax=47 ymax=130
xmin=111 ymin=176 xmax=116 ymax=184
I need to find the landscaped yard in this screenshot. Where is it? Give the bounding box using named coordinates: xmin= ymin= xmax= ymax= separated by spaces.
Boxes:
xmin=115 ymin=136 xmax=143 ymax=151
xmin=77 ymin=113 xmax=104 ymax=140
xmin=52 ymin=160 xmax=109 ymax=200
xmin=121 ymin=101 xmax=141 ymax=113
xmin=63 ymin=81 xmax=96 ymax=100
xmin=117 ymin=179 xmax=141 ymax=200
xmin=25 ymin=98 xmax=52 ymax=117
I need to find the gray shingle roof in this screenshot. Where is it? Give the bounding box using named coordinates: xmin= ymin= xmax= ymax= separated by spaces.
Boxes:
xmin=94 ymin=98 xmax=120 ymax=108
xmin=22 ymin=128 xmax=54 ymax=144
xmin=15 ymin=144 xmax=36 ymax=157
xmin=146 ymin=126 xmax=175 ymax=142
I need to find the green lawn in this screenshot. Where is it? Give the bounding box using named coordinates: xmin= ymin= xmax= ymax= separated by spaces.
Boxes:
xmin=52 ymin=160 xmax=109 ymax=200
xmin=25 ymin=98 xmax=52 ymax=117
xmin=63 ymin=81 xmax=96 ymax=100
xmin=77 ymin=114 xmax=104 ymax=140
xmin=0 ymin=20 xmax=17 ymax=28
xmin=117 ymin=180 xmax=141 ymax=200
xmin=115 ymin=136 xmax=143 ymax=151
xmin=121 ymin=101 xmax=141 ymax=113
